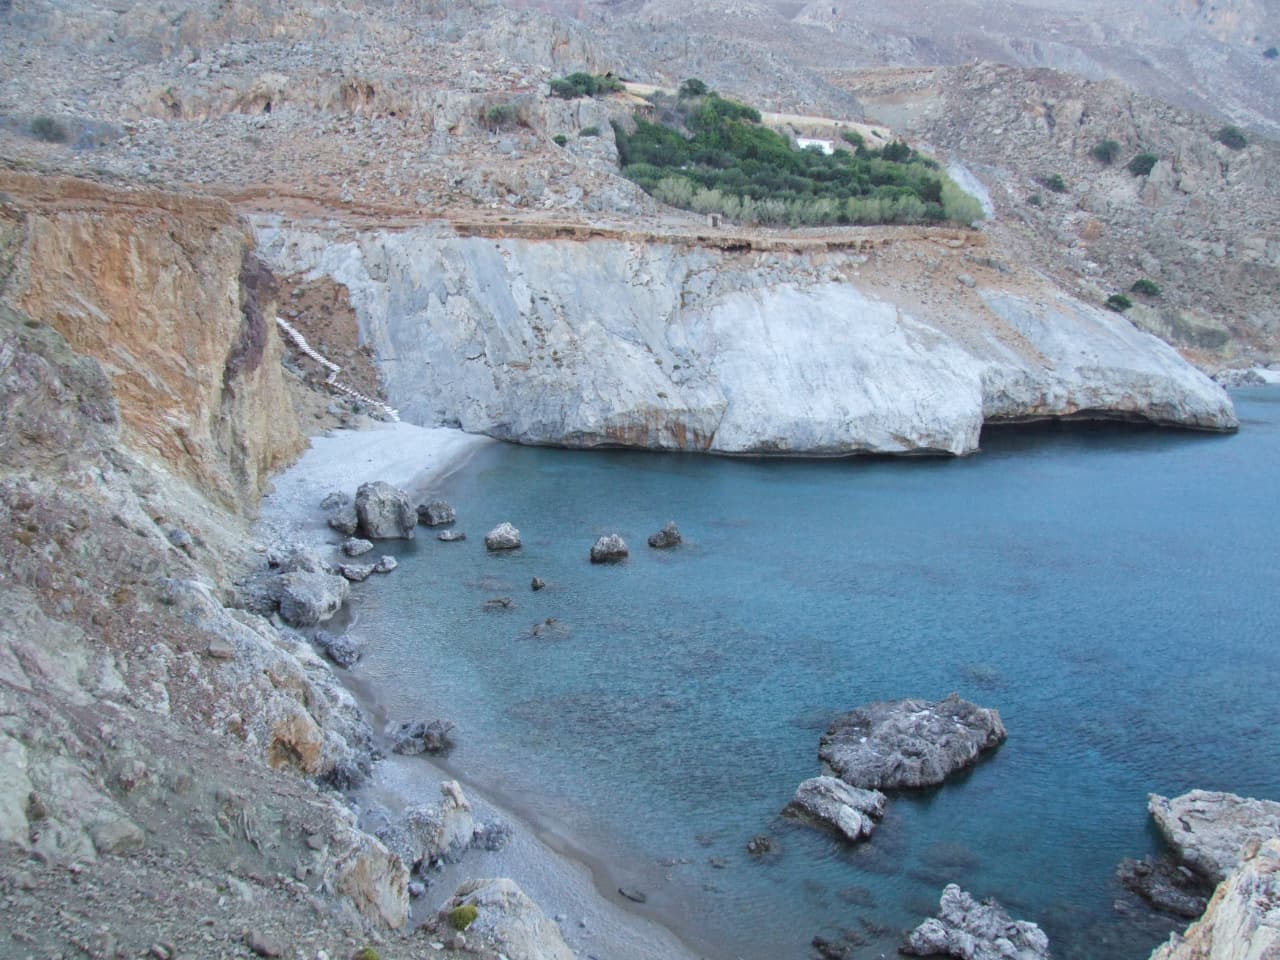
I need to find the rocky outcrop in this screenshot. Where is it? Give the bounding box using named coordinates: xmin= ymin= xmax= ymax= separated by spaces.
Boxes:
xmin=314 ymin=630 xmax=363 ymax=669
xmin=372 ymin=780 xmax=476 ymax=872
xmin=903 ymin=884 xmax=1051 ymax=960
xmin=485 ymin=522 xmax=522 ymax=550
xmin=1118 ymin=856 xmax=1211 ymax=918
xmin=255 ymin=226 xmax=1236 ymax=457
xmin=819 ymin=693 xmax=1007 ymax=790
xmin=437 ymin=877 xmax=576 ymax=960
xmin=390 ymin=719 xmax=456 ymax=756
xmin=1149 ymin=838 xmax=1280 ymax=960
xmin=1149 ymin=791 xmax=1280 ymax=883
xmin=417 ymin=499 xmax=456 ymax=526
xmin=590 ymin=533 xmax=629 ymax=563
xmin=783 ymin=776 xmax=887 ymax=843
xmin=648 ymin=521 xmax=682 ymax=548
xmin=354 ymin=481 xmax=416 ymax=539
xmin=278 ymin=570 xmax=350 ymax=626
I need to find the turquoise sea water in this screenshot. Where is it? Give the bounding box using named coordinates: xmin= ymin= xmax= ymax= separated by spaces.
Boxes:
xmin=353 ymin=389 xmax=1280 ymax=960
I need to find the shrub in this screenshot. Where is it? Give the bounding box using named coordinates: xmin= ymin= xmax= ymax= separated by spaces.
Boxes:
xmin=549 ymin=72 xmax=623 ymax=100
xmin=679 ymin=78 xmax=708 ymax=98
xmin=1041 ymin=173 xmax=1068 ymax=193
xmin=1105 ymin=293 xmax=1133 ymax=312
xmin=1127 ymin=152 xmax=1158 ymax=176
xmin=840 ymin=130 xmax=865 ymax=149
xmin=1264 ymin=47 xmax=1278 ymax=60
xmin=552 ymin=133 xmax=568 ymax=146
xmin=1130 ymin=278 xmax=1161 ymax=297
xmin=549 ymin=79 xmax=579 ymax=99
xmin=483 ymin=104 xmax=518 ymax=130
xmin=1215 ymin=125 xmax=1247 ymax=150
xmin=1091 ymin=139 xmax=1121 ymax=165
xmin=353 ymin=949 xmax=380 ymax=960
xmin=1027 ymin=193 xmax=1043 ymax=207
xmin=30 ymin=115 xmax=67 ymax=143
xmin=448 ymin=904 xmax=479 ymax=931
xmin=579 ymin=125 xmax=600 ymax=137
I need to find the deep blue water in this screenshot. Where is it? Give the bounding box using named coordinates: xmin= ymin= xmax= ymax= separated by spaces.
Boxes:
xmin=353 ymin=389 xmax=1280 ymax=960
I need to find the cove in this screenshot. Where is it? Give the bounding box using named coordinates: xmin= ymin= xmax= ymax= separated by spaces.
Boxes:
xmin=351 ymin=388 xmax=1280 ymax=960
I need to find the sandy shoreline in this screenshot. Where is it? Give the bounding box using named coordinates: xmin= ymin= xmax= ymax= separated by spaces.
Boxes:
xmin=256 ymin=420 xmax=708 ymax=960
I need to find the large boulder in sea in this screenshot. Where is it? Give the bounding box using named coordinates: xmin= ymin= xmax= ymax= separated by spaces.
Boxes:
xmin=437 ymin=877 xmax=574 ymax=960
xmin=783 ymin=776 xmax=886 ymax=843
xmin=355 ymin=481 xmax=416 ymax=540
xmin=1148 ymin=790 xmax=1280 ymax=883
xmin=819 ymin=693 xmax=1007 ymax=790
xmin=902 ymin=884 xmax=1050 ymax=960
xmin=589 ymin=533 xmax=628 ymax=563
xmin=277 ymin=571 xmax=349 ymax=626
xmin=647 ymin=521 xmax=682 ymax=548
xmin=417 ymin=499 xmax=456 ymax=526
xmin=485 ymin=522 xmax=521 ymax=551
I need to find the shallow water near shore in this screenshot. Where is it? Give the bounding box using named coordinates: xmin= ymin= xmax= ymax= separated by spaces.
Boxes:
xmin=353 ymin=388 xmax=1280 ymax=960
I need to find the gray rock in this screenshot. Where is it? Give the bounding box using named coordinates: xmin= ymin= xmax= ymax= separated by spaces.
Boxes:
xmin=277 ymin=571 xmax=349 ymax=626
xmin=417 ymin=499 xmax=456 ymax=526
xmin=590 ymin=533 xmax=628 ymax=563
xmin=438 ymin=530 xmax=466 ymax=542
xmin=390 ymin=719 xmax=455 ymax=756
xmin=319 ymin=491 xmax=349 ymax=511
xmin=1148 ymin=790 xmax=1280 ymax=883
xmin=485 ymin=522 xmax=521 ymax=551
xmin=338 ymin=563 xmax=374 ymax=582
xmin=383 ymin=781 xmax=474 ymax=869
xmin=355 ymin=481 xmax=416 ymax=540
xmin=783 ymin=776 xmax=886 ymax=843
xmin=326 ymin=504 xmax=359 ymax=536
xmin=408 ymin=881 xmax=427 ymax=898
xmin=618 ymin=886 xmax=647 ymax=903
xmin=373 ymin=555 xmax=397 ymax=574
xmin=1116 ymin=855 xmax=1210 ymax=918
xmin=647 ymin=521 xmax=682 ymax=548
xmin=342 ymin=537 xmax=375 ymax=557
xmin=245 ymin=931 xmax=283 ymax=958
xmin=819 ymin=693 xmax=1007 ymax=790
xmin=530 ymin=576 xmax=546 ymax=591
xmin=473 ymin=819 xmax=513 ymax=852
xmin=313 ymin=630 xmax=363 ymax=669
xmin=746 ymin=834 xmax=775 ymax=856
xmin=902 ymin=884 xmax=1050 ymax=960
xmin=484 ymin=596 xmax=514 ymax=611
xmin=166 ymin=528 xmax=194 ymax=553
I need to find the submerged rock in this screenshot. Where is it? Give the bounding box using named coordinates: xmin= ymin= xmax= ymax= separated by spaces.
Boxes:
xmin=819 ymin=693 xmax=1006 ymax=790
xmin=338 ymin=563 xmax=374 ymax=582
xmin=390 ymin=719 xmax=455 ymax=756
xmin=485 ymin=522 xmax=521 ymax=551
xmin=355 ymin=481 xmax=416 ymax=540
xmin=1116 ymin=855 xmax=1210 ymax=918
xmin=1148 ymin=790 xmax=1280 ymax=883
xmin=438 ymin=530 xmax=466 ymax=542
xmin=313 ymin=630 xmax=363 ymax=669
xmin=437 ymin=878 xmax=574 ymax=960
xmin=647 ymin=521 xmax=682 ymax=548
xmin=530 ymin=576 xmax=546 ymax=591
xmin=417 ymin=499 xmax=456 ymax=526
xmin=783 ymin=776 xmax=886 ymax=843
xmin=902 ymin=884 xmax=1050 ymax=960
xmin=590 ymin=533 xmax=629 ymax=563
xmin=342 ymin=537 xmax=374 ymax=557
xmin=373 ymin=555 xmax=397 ymax=574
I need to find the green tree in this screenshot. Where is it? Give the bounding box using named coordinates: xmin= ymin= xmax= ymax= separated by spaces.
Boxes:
xmin=679 ymin=78 xmax=709 ymax=98
xmin=1127 ymin=152 xmax=1158 ymax=176
xmin=1215 ymin=125 xmax=1247 ymax=150
xmin=1091 ymin=139 xmax=1121 ymax=165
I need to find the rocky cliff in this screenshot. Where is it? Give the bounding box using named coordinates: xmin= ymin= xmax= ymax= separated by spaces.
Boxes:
xmin=256 ymin=221 xmax=1236 ymax=456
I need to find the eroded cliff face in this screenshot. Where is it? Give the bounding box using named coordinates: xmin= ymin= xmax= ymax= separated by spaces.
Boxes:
xmin=256 ymin=221 xmax=1236 ymax=456
xmin=1 ymin=173 xmax=302 ymax=514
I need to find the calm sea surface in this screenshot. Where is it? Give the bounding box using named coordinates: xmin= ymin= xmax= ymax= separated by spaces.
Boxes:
xmin=353 ymin=389 xmax=1280 ymax=960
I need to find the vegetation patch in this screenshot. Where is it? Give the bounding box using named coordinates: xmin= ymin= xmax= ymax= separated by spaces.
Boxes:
xmin=1127 ymin=152 xmax=1158 ymax=177
xmin=1091 ymin=139 xmax=1121 ymax=165
xmin=552 ymin=133 xmax=568 ymax=146
xmin=1105 ymin=293 xmax=1133 ymax=312
xmin=549 ymin=72 xmax=623 ymax=100
xmin=1039 ymin=173 xmax=1068 ymax=193
xmin=448 ymin=903 xmax=479 ymax=931
xmin=30 ymin=115 xmax=68 ymax=143
xmin=1214 ymin=125 xmax=1247 ymax=150
xmin=1130 ymin=278 xmax=1161 ymax=297
xmin=611 ymin=80 xmax=983 ymax=226
xmin=579 ymin=125 xmax=600 ymax=137
xmin=483 ymin=104 xmax=519 ymax=130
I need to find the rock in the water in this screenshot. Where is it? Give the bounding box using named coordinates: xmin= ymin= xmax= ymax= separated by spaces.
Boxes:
xmin=1148 ymin=790 xmax=1280 ymax=883
xmin=902 ymin=884 xmax=1050 ymax=960
xmin=390 ymin=719 xmax=455 ymax=756
xmin=819 ymin=693 xmax=1007 ymax=790
xmin=783 ymin=776 xmax=887 ymax=843
xmin=418 ymin=499 xmax=456 ymax=526
xmin=438 ymin=530 xmax=466 ymax=542
xmin=438 ymin=878 xmax=574 ymax=960
xmin=618 ymin=886 xmax=647 ymax=903
xmin=647 ymin=521 xmax=682 ymax=548
xmin=485 ymin=522 xmax=521 ymax=551
xmin=342 ymin=537 xmax=375 ymax=557
xmin=327 ymin=503 xmax=359 ymax=536
xmin=338 ymin=563 xmax=374 ymax=582
xmin=530 ymin=576 xmax=546 ymax=591
xmin=277 ymin=571 xmax=349 ymax=626
xmin=373 ymin=555 xmax=397 ymax=574
xmin=1149 ymin=838 xmax=1280 ymax=960
xmin=355 ymin=481 xmax=416 ymax=540
xmin=1116 ymin=855 xmax=1210 ymax=918
xmin=746 ymin=834 xmax=776 ymax=856
xmin=590 ymin=533 xmax=628 ymax=563
xmin=313 ymin=630 xmax=363 ymax=669
xmin=484 ymin=597 xmax=514 ymax=611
